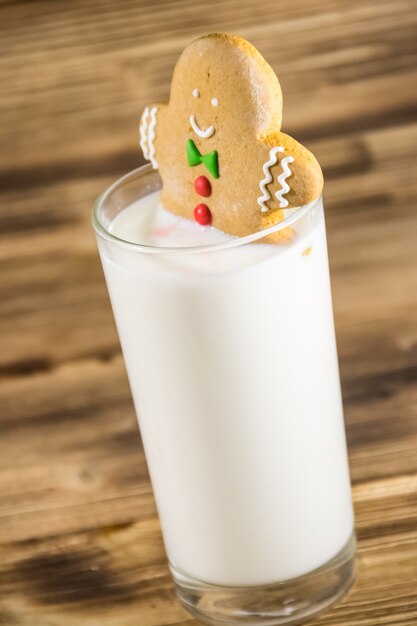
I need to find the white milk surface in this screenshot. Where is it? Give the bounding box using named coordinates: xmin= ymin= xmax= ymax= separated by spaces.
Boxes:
xmin=99 ymin=192 xmax=354 ymax=586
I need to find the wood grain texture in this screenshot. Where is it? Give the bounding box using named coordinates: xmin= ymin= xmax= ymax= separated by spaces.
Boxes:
xmin=0 ymin=0 xmax=417 ymax=624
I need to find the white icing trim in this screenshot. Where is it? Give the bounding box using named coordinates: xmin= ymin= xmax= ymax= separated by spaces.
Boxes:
xmin=139 ymin=107 xmax=150 ymax=159
xmin=147 ymin=106 xmax=158 ymax=169
xmin=189 ymin=114 xmax=215 ymax=138
xmin=211 ymin=97 xmax=219 ymax=106
xmin=257 ymin=147 xmax=284 ymax=212
xmin=275 ymin=156 xmax=294 ymax=208
xmin=192 ymin=88 xmax=200 ymax=98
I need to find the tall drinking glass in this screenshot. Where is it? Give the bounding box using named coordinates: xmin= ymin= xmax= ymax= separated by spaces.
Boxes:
xmin=92 ymin=165 xmax=356 ymax=626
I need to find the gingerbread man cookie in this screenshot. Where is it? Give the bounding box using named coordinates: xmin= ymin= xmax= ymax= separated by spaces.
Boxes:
xmin=139 ymin=33 xmax=323 ymax=242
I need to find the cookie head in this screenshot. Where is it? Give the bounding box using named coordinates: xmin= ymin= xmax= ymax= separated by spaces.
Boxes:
xmin=169 ymin=34 xmax=283 ymax=144
xmin=139 ymin=34 xmax=323 ymax=241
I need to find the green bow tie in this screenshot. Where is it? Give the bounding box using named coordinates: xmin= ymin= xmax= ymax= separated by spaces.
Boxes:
xmin=187 ymin=139 xmax=219 ymax=179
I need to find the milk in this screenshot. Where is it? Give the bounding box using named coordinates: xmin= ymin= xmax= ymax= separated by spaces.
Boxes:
xmin=98 ymin=191 xmax=354 ymax=587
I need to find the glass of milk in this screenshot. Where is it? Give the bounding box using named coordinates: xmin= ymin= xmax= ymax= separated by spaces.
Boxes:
xmin=92 ymin=165 xmax=356 ymax=625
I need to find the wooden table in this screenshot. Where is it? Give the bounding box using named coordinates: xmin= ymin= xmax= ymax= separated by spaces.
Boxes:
xmin=1 ymin=1 xmax=417 ymax=624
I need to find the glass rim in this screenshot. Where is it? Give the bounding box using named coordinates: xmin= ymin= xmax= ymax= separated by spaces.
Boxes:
xmin=92 ymin=164 xmax=322 ymax=256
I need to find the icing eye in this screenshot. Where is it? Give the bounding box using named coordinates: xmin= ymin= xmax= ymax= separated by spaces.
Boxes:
xmin=211 ymin=98 xmax=219 ymax=107
xmin=192 ymin=88 xmax=200 ymax=98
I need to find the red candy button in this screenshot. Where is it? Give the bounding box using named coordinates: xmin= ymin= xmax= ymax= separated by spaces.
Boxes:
xmin=194 ymin=175 xmax=211 ymax=197
xmin=194 ymin=203 xmax=212 ymax=226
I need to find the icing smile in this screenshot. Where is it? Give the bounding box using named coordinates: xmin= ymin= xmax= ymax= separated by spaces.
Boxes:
xmin=189 ymin=114 xmax=215 ymax=139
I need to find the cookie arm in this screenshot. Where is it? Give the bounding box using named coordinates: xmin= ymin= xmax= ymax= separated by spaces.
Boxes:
xmin=261 ymin=132 xmax=323 ymax=209
xmin=139 ymin=103 xmax=166 ymax=169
